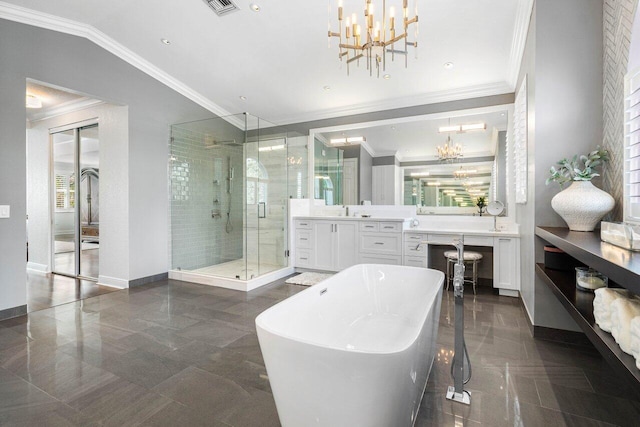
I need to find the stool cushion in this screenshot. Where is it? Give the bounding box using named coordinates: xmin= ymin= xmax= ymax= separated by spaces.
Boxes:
xmin=444 ymin=250 xmax=483 ymax=261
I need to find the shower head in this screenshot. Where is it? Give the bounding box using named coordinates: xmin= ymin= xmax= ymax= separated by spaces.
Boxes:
xmin=202 ymin=139 xmax=239 ymax=149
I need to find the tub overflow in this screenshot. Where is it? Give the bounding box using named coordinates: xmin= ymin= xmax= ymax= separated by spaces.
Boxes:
xmin=320 ymin=288 xmax=328 ymax=295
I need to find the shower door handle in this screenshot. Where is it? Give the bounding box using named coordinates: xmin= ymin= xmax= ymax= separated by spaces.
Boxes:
xmin=258 ymin=202 xmax=266 ymax=218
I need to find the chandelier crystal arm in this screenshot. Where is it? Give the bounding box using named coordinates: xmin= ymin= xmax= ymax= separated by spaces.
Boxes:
xmin=328 ymin=0 xmax=418 ymax=77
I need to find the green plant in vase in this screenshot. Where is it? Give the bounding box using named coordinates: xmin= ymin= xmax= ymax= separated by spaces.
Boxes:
xmin=545 ymin=147 xmax=614 ymax=231
xmin=475 ymin=196 xmax=487 ymax=216
xmin=546 ymin=148 xmax=610 ymax=186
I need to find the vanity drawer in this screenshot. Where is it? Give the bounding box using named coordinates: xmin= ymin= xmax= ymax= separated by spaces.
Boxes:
xmin=405 ymin=233 xmax=427 ymax=243
xmin=404 ymin=256 xmax=427 ymax=268
xmin=296 ymin=249 xmax=312 ymax=267
xmin=294 ymin=219 xmax=312 ymax=229
xmin=359 ymin=222 xmax=379 ymax=232
xmin=295 ymin=230 xmax=312 ymax=249
xmin=379 ymin=222 xmax=401 ymax=232
xmin=360 ymin=233 xmax=402 ymax=255
xmin=427 ymin=233 xmax=493 ymax=247
xmin=404 ymin=242 xmax=427 ymax=256
xmin=360 ymin=254 xmax=402 ymax=266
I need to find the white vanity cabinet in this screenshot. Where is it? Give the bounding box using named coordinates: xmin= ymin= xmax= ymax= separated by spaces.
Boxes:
xmin=404 ymin=232 xmax=428 ymax=267
xmin=312 ymin=220 xmax=358 ymax=271
xmin=402 ymin=230 xmax=521 ymax=295
xmin=358 ymin=221 xmax=403 ymax=265
xmin=293 ymin=217 xmax=404 ymax=271
xmin=293 ymin=219 xmax=313 ymax=268
xmin=493 ymin=236 xmax=520 ymax=294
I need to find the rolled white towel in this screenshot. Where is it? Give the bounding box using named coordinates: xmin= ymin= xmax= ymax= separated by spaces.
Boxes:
xmin=610 ymin=298 xmax=640 ymax=354
xmin=631 ymin=316 xmax=640 ymax=370
xmin=594 ymin=288 xmax=630 ymax=332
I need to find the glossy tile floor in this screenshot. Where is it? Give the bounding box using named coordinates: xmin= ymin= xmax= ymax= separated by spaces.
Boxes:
xmin=27 ymin=271 xmax=117 ymax=312
xmin=1 ymin=277 xmax=639 ymax=426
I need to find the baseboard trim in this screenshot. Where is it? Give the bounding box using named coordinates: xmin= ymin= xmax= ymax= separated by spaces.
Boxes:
xmin=129 ymin=272 xmax=168 ymax=288
xmin=97 ymin=275 xmax=128 ymax=289
xmin=0 ymin=304 xmax=27 ymax=321
xmin=518 ymin=294 xmax=535 ymax=336
xmin=533 ymin=325 xmax=593 ymax=348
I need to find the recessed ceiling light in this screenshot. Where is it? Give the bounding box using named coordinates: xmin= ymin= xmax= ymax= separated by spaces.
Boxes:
xmin=161 ymin=38 xmax=171 ymax=45
xmin=26 ymin=94 xmax=42 ymax=109
xmin=444 ymin=62 xmax=454 ymax=70
xmin=250 ymin=3 xmax=260 ymax=12
xmin=501 ymin=113 xmax=506 ymax=116
xmin=383 ymin=74 xmax=391 ymax=80
xmin=239 ymin=95 xmax=247 ymax=101
xmin=323 ymin=85 xmax=331 ymax=91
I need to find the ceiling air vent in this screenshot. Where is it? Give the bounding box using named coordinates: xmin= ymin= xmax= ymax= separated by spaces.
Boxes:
xmin=203 ymin=0 xmax=239 ymax=16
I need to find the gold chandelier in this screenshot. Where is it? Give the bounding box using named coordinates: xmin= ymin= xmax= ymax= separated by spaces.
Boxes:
xmin=328 ymin=0 xmax=418 ymax=77
xmin=436 ymin=135 xmax=463 ymax=162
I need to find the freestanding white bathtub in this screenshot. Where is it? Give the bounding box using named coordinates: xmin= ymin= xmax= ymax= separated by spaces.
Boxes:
xmin=255 ymin=264 xmax=444 ymax=427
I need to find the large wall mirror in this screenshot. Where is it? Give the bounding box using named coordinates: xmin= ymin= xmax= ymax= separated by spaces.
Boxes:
xmin=309 ymin=104 xmax=513 ymax=216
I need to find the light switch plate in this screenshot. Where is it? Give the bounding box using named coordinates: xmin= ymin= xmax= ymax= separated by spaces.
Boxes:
xmin=0 ymin=205 xmax=10 ymax=218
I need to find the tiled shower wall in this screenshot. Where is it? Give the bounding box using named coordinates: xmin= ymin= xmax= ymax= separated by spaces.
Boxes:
xmin=170 ymin=127 xmax=244 ymax=271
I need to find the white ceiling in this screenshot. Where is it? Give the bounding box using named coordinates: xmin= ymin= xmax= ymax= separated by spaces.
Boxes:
xmin=3 ymin=0 xmax=532 ymax=125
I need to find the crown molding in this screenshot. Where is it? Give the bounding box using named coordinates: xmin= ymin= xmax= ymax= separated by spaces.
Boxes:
xmin=506 ymin=0 xmax=534 ymax=89
xmin=28 ymin=97 xmax=104 ymax=123
xmin=360 ymin=141 xmax=375 ymax=157
xmin=0 ymin=1 xmax=241 ymax=127
xmin=270 ymin=81 xmax=513 ymax=126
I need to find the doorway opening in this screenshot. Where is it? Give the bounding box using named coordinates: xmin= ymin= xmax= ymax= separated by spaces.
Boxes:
xmin=26 ymin=80 xmax=116 ymax=311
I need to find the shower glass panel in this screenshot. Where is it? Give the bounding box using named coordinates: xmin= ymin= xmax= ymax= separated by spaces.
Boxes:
xmin=52 ymin=129 xmax=76 ymax=276
xmin=170 ymin=113 xmax=302 ymax=282
xmin=252 ymin=118 xmax=289 ymax=277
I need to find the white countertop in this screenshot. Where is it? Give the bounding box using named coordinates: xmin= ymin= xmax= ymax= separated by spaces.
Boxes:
xmin=406 ymin=227 xmax=520 ymax=238
xmin=293 ymin=216 xmax=410 ymax=222
xmin=292 ymin=216 xmax=519 ymax=236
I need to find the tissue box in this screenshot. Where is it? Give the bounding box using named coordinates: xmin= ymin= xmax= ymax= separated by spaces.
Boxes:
xmin=601 ymin=221 xmax=640 ymax=251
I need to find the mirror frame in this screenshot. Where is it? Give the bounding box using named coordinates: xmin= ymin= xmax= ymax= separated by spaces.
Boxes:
xmin=307 ymin=104 xmax=516 ymax=217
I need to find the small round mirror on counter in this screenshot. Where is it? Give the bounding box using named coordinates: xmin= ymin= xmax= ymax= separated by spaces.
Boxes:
xmin=487 ymin=201 xmax=505 ymax=232
xmin=487 ymin=201 xmax=505 ymax=216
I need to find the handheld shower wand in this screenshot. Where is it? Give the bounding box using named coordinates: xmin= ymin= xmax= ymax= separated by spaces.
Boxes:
xmin=446 ymin=235 xmax=472 ymax=405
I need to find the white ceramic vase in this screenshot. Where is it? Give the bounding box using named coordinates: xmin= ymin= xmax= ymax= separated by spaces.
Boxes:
xmin=551 ymin=181 xmax=615 ymax=232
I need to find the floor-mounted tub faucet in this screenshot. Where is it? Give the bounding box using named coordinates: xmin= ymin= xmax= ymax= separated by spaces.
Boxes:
xmin=447 ymin=235 xmax=472 ymax=405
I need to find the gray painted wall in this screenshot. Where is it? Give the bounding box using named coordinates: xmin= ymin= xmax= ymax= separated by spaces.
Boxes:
xmin=0 ymin=19 xmax=213 ymax=311
xmin=360 ymin=147 xmax=373 ymax=203
xmin=517 ymin=0 xmax=604 ymax=330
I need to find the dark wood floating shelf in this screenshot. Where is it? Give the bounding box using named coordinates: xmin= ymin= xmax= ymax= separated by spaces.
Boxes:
xmin=535 ymin=226 xmax=640 ymax=396
xmin=536 ymin=264 xmax=640 ymax=393
xmin=536 ymin=226 xmax=640 ymax=295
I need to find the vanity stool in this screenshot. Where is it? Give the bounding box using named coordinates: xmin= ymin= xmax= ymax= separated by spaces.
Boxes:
xmin=444 ymin=250 xmax=483 ymax=294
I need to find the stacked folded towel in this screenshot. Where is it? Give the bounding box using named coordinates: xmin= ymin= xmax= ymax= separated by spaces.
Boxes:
xmin=610 ymin=298 xmax=640 ymax=354
xmin=594 ymin=288 xmax=630 ymax=332
xmin=631 ymin=317 xmax=640 ymax=369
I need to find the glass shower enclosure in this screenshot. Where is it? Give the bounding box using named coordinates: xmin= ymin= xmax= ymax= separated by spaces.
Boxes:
xmin=170 ymin=113 xmax=303 ymax=282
